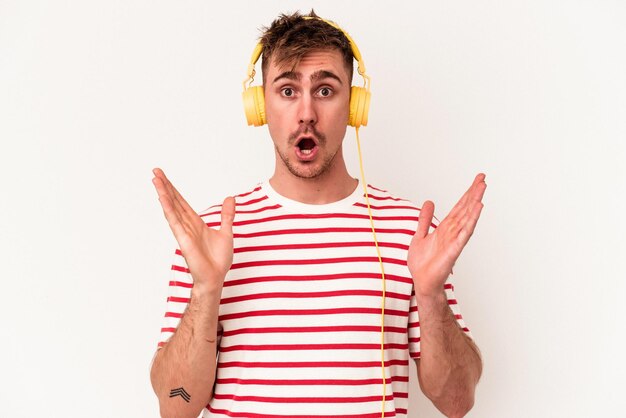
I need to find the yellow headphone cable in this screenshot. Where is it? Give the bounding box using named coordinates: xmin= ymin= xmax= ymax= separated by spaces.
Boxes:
xmin=355 ymin=126 xmax=387 ymax=418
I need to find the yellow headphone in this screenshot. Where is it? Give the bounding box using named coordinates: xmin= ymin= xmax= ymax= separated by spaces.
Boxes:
xmin=242 ymin=17 xmax=371 ymax=128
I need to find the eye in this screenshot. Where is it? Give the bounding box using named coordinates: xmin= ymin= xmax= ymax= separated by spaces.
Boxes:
xmin=281 ymin=87 xmax=294 ymax=97
xmin=318 ymin=87 xmax=332 ymax=97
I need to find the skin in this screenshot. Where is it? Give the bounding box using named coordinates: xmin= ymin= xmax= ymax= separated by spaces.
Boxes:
xmin=150 ymin=47 xmax=485 ymax=418
xmin=265 ymin=50 xmax=357 ymax=203
xmin=149 ymin=168 xmax=234 ymax=418
xmin=408 ymin=176 xmax=485 ymax=417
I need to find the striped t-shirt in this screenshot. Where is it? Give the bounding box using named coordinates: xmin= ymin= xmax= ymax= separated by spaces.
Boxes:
xmin=158 ymin=180 xmax=470 ymax=418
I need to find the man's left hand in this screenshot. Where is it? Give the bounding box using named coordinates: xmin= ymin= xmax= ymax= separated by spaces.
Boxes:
xmin=407 ymin=173 xmax=487 ymax=299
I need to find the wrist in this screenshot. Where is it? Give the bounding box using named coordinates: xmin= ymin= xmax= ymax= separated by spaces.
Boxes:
xmin=413 ymin=286 xmax=447 ymax=307
xmin=191 ymin=284 xmax=223 ymax=305
xmin=191 ymin=273 xmax=225 ymax=297
xmin=410 ymin=270 xmax=449 ymax=302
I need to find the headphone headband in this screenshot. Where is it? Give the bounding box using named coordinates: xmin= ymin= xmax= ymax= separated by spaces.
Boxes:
xmin=243 ymin=17 xmax=370 ymax=92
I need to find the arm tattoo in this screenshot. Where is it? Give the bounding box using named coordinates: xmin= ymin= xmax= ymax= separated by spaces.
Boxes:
xmin=169 ymin=387 xmax=191 ymax=403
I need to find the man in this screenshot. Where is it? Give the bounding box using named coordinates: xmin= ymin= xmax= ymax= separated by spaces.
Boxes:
xmin=150 ymin=10 xmax=485 ymax=418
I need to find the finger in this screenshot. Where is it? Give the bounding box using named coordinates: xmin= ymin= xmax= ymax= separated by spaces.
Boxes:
xmin=155 ymin=175 xmax=190 ymax=235
xmin=453 ymin=178 xmax=485 ymax=224
xmin=152 ymin=172 xmax=176 ymax=215
xmin=447 ymin=182 xmax=474 ymax=219
xmin=169 ymin=181 xmax=198 ymax=223
xmin=460 ymin=178 xmax=487 ymax=225
xmin=152 ymin=167 xmax=174 ymax=196
xmin=153 ymin=170 xmax=202 ymax=239
xmin=415 ymin=200 xmax=435 ymax=239
xmin=157 ymin=170 xmax=189 ymax=213
xmin=457 ymin=200 xmax=484 ymax=247
xmin=457 ymin=173 xmax=485 ymax=209
xmin=152 ymin=167 xmax=165 ymax=178
xmin=152 ymin=168 xmax=178 ymax=208
xmin=152 ymin=175 xmax=185 ymax=237
xmin=157 ymin=169 xmax=198 ymax=224
xmin=444 ymin=177 xmax=486 ymax=239
xmin=458 ymin=186 xmax=486 ymax=246
xmin=470 ymin=199 xmax=485 ymax=223
xmin=469 ymin=179 xmax=487 ymax=207
xmin=449 ymin=173 xmax=486 ymax=219
xmin=220 ymin=196 xmax=236 ymax=234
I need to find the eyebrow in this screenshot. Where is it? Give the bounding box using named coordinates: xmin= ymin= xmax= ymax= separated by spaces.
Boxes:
xmin=272 ymin=70 xmax=343 ymax=85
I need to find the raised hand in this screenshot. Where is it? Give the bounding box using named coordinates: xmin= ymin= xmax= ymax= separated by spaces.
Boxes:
xmin=152 ymin=168 xmax=236 ymax=290
xmin=407 ymin=173 xmax=487 ymax=299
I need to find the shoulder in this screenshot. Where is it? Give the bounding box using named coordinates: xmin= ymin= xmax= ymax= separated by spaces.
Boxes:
xmin=364 ymin=184 xmax=439 ymax=228
xmin=197 ymin=183 xmax=270 ymax=227
xmin=364 ymin=184 xmax=420 ymax=212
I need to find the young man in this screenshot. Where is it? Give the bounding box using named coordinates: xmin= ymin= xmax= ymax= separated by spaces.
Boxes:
xmin=150 ymin=11 xmax=485 ymax=418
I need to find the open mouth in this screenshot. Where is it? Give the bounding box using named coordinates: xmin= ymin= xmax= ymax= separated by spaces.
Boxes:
xmin=297 ymin=137 xmax=316 ymax=154
xmin=295 ymin=137 xmax=318 ymax=157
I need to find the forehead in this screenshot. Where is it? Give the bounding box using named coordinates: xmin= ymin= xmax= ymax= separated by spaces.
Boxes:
xmin=266 ymin=49 xmax=351 ymax=84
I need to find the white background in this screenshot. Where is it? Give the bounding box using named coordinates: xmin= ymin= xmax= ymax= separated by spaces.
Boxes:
xmin=1 ymin=0 xmax=625 ymax=417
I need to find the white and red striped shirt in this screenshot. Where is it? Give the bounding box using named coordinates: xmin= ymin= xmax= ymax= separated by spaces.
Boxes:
xmin=158 ymin=180 xmax=470 ymax=418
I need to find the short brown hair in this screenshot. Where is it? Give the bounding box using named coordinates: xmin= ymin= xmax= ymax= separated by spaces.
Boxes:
xmin=259 ymin=10 xmax=354 ymax=83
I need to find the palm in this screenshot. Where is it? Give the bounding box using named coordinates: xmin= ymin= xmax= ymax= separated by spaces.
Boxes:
xmin=408 ymin=174 xmax=487 ymax=297
xmin=152 ymin=168 xmax=235 ymax=283
xmin=175 ymin=208 xmax=233 ymax=280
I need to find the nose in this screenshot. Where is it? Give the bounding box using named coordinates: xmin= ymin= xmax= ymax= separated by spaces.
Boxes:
xmin=298 ymin=94 xmax=317 ymax=126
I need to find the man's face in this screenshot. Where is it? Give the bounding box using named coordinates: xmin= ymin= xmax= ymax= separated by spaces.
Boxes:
xmin=264 ymin=49 xmax=351 ymax=180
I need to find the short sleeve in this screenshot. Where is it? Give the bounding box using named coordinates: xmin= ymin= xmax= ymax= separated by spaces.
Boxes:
xmin=408 ymin=282 xmax=472 ymax=359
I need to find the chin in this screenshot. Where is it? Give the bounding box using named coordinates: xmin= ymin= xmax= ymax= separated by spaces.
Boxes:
xmin=288 ymin=165 xmax=326 ymax=179
xmin=277 ymin=145 xmax=339 ymax=180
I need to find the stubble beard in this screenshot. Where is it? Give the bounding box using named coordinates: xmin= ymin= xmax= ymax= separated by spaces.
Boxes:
xmin=277 ymin=146 xmax=338 ymax=179
xmin=277 ymin=127 xmax=339 ymax=179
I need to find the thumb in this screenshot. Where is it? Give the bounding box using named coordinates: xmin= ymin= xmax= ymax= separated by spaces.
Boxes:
xmin=219 ymin=196 xmax=236 ymax=234
xmin=415 ymin=200 xmax=435 ymax=239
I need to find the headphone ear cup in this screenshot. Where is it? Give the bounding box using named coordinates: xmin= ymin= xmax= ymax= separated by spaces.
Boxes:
xmin=349 ymin=86 xmax=371 ymax=128
xmin=242 ymin=86 xmax=266 ymax=127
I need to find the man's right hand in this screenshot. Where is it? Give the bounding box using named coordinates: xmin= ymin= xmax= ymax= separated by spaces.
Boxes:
xmin=152 ymin=167 xmax=235 ymax=290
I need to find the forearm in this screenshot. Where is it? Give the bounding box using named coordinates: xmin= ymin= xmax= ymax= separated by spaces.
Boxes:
xmin=415 ymin=290 xmax=482 ymax=418
xmin=150 ymin=284 xmax=221 ymax=418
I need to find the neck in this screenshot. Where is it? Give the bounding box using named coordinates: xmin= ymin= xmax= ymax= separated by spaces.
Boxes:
xmin=269 ymin=155 xmax=358 ymax=205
